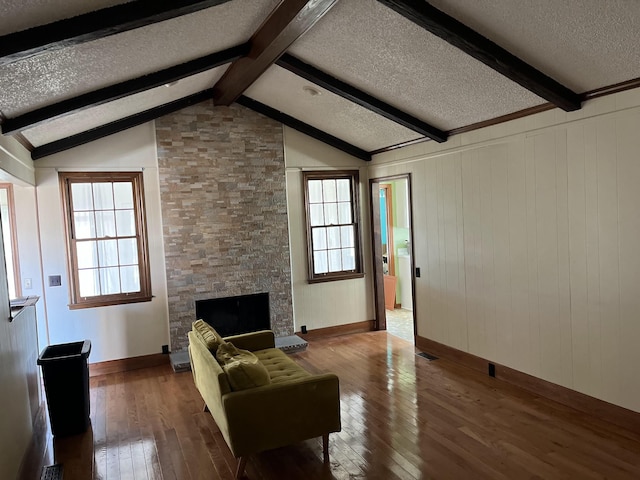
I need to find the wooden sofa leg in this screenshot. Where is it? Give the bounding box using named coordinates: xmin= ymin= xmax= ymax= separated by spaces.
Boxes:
xmin=322 ymin=434 xmax=330 ymax=463
xmin=236 ymin=457 xmax=247 ymax=479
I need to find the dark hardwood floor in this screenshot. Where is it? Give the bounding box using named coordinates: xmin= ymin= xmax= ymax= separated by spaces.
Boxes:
xmin=26 ymin=331 xmax=640 ymax=479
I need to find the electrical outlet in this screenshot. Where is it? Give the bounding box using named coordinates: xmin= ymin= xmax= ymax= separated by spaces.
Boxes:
xmin=162 ymin=345 xmax=169 ymax=354
xmin=488 ymin=363 xmax=496 ymax=377
xmin=301 ymin=325 xmax=307 ymax=334
xmin=24 ymin=278 xmax=32 ymax=290
xmin=415 ymin=267 xmax=421 ymax=278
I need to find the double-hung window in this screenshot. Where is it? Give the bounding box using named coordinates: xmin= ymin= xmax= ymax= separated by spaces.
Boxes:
xmin=59 ymin=172 xmax=152 ymax=308
xmin=303 ymin=171 xmax=363 ymax=282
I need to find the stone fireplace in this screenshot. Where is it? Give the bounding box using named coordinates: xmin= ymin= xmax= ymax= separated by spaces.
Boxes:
xmin=156 ymin=101 xmax=294 ymax=351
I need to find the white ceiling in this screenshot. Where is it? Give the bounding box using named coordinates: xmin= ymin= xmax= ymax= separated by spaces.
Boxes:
xmin=1 ymin=0 xmax=639 ymax=158
xmin=0 ymin=0 xmax=278 ymax=116
xmin=245 ymin=65 xmax=421 ymax=151
xmin=0 ymin=0 xmax=130 ymax=35
xmin=22 ymin=65 xmax=228 ymax=147
xmin=288 ymin=0 xmax=546 ymax=131
xmin=427 ymin=0 xmax=640 ymax=92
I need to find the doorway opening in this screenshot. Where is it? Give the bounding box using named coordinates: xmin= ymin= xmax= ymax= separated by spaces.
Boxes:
xmin=370 ymin=175 xmax=415 ymax=343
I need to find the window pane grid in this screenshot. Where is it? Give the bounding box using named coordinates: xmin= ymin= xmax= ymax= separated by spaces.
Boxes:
xmin=63 ymin=173 xmax=149 ymax=305
xmin=305 ymin=172 xmax=360 ymax=279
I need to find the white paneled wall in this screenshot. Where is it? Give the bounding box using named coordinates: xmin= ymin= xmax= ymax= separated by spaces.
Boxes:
xmin=370 ymin=88 xmax=640 ymax=413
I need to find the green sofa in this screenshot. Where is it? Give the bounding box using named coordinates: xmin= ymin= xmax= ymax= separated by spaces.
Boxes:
xmin=188 ymin=323 xmax=341 ymax=478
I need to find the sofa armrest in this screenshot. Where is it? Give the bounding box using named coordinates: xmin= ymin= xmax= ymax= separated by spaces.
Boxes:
xmin=221 ymin=373 xmax=341 ymax=457
xmin=223 ymin=330 xmax=275 ymax=351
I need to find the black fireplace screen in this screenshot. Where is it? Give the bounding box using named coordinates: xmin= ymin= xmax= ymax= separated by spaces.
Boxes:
xmin=195 ymin=292 xmax=270 ymax=337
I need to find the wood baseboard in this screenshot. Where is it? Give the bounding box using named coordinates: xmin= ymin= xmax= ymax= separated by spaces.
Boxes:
xmin=90 ymin=353 xmax=169 ymax=377
xmin=298 ymin=320 xmax=376 ymax=340
xmin=416 ymin=335 xmax=640 ymax=434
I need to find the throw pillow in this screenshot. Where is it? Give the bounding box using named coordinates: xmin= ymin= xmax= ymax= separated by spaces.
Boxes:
xmin=215 ymin=341 xmax=255 ymax=363
xmin=216 ymin=342 xmax=271 ymax=391
xmin=192 ymin=319 xmax=223 ymax=351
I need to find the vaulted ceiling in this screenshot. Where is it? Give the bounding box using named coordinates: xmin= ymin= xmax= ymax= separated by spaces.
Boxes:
xmin=1 ymin=0 xmax=639 ymax=161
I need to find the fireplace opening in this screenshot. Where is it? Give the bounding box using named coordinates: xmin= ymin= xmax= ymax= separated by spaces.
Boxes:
xmin=195 ymin=292 xmax=270 ymax=337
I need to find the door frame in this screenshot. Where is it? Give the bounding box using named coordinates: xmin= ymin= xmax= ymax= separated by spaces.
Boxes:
xmin=369 ymin=173 xmax=416 ymax=338
xmin=379 ymin=183 xmax=395 ymax=276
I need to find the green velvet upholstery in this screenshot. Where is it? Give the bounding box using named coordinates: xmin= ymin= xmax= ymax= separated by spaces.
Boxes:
xmin=222 ymin=330 xmax=275 ymax=351
xmin=192 ymin=319 xmax=223 ymax=351
xmin=254 ymin=348 xmax=311 ymax=384
xmin=216 ymin=342 xmax=271 ymax=391
xmin=188 ymin=328 xmax=341 ymax=462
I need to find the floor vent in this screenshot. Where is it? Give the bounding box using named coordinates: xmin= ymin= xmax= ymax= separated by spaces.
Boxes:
xmin=417 ymin=352 xmax=438 ymax=361
xmin=41 ymin=464 xmax=63 ymax=480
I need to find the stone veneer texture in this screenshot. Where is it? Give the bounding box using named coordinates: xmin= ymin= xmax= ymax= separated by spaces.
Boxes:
xmin=155 ymin=101 xmax=294 ymax=351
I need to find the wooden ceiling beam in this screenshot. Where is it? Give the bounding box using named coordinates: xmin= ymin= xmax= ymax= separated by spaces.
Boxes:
xmin=237 ymin=96 xmax=371 ymax=161
xmin=213 ymin=0 xmax=338 ymax=106
xmin=377 ymin=0 xmax=582 ymax=112
xmin=2 ymin=44 xmax=247 ymax=135
xmin=31 ymin=90 xmax=214 ymax=160
xmin=277 ymin=54 xmax=448 ymax=143
xmin=0 ymin=0 xmax=232 ymax=66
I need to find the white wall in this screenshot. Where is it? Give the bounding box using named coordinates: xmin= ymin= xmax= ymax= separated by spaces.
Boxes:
xmin=0 ymin=134 xmax=47 ymax=353
xmin=284 ymin=127 xmax=375 ymax=331
xmin=0 ymin=125 xmax=42 ymax=479
xmin=33 ymin=123 xmax=170 ymax=363
xmin=370 ymin=88 xmax=640 ymax=413
xmin=0 ymin=135 xmax=35 ymax=186
xmin=0 ymin=249 xmax=39 ymax=479
xmin=13 ymin=185 xmax=48 ymax=350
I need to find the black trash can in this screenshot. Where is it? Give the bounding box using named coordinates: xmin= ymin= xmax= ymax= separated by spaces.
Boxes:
xmin=37 ymin=340 xmax=91 ymax=436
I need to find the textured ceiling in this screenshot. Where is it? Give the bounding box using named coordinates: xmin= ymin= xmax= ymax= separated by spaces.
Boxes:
xmin=2 ymin=0 xmax=640 ymax=158
xmin=428 ymin=0 xmax=640 ymax=92
xmin=288 ymin=0 xmax=545 ymax=131
xmin=245 ymin=65 xmax=421 ymax=151
xmin=0 ymin=0 xmax=130 ymax=35
xmin=22 ymin=65 xmax=227 ymax=147
xmin=0 ymin=0 xmax=279 ymax=117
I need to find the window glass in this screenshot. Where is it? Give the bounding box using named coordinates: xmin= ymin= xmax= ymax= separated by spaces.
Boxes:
xmin=118 ymin=238 xmax=138 ymax=265
xmin=76 ymin=241 xmax=98 ymax=269
xmin=93 ymin=183 xmax=114 ymax=210
xmin=113 ymin=182 xmax=134 ymax=209
xmin=303 ymin=171 xmax=363 ymax=282
xmin=308 ymin=180 xmax=323 ymax=203
xmin=115 ymin=210 xmax=135 ymax=236
xmin=74 ymin=211 xmax=96 ymax=239
xmin=322 ymin=179 xmax=337 ymax=203
xmin=336 ymin=179 xmax=350 ymax=202
xmin=95 ymin=211 xmax=116 ymax=238
xmin=60 ymin=172 xmax=151 ymax=308
xmin=71 ymin=183 xmax=93 ymax=211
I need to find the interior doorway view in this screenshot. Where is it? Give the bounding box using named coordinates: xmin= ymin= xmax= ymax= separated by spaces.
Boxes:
xmin=371 ymin=175 xmax=415 ymax=343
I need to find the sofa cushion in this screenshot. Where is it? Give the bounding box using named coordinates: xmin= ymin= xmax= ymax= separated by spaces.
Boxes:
xmin=192 ymin=319 xmax=223 ymax=351
xmin=216 ymin=342 xmax=271 ymax=391
xmin=254 ymin=348 xmax=311 ymax=384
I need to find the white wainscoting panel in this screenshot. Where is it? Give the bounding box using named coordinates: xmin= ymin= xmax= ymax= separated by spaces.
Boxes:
xmin=369 ymin=90 xmax=640 ymax=412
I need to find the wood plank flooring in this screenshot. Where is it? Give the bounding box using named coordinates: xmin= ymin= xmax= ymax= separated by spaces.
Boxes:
xmin=27 ymin=332 xmax=640 ymax=479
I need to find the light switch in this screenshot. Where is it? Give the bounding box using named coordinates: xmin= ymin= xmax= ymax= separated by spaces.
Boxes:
xmin=24 ymin=278 xmax=32 ymax=290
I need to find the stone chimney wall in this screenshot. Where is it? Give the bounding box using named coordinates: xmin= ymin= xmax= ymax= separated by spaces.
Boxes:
xmin=155 ymin=101 xmax=294 ymax=351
